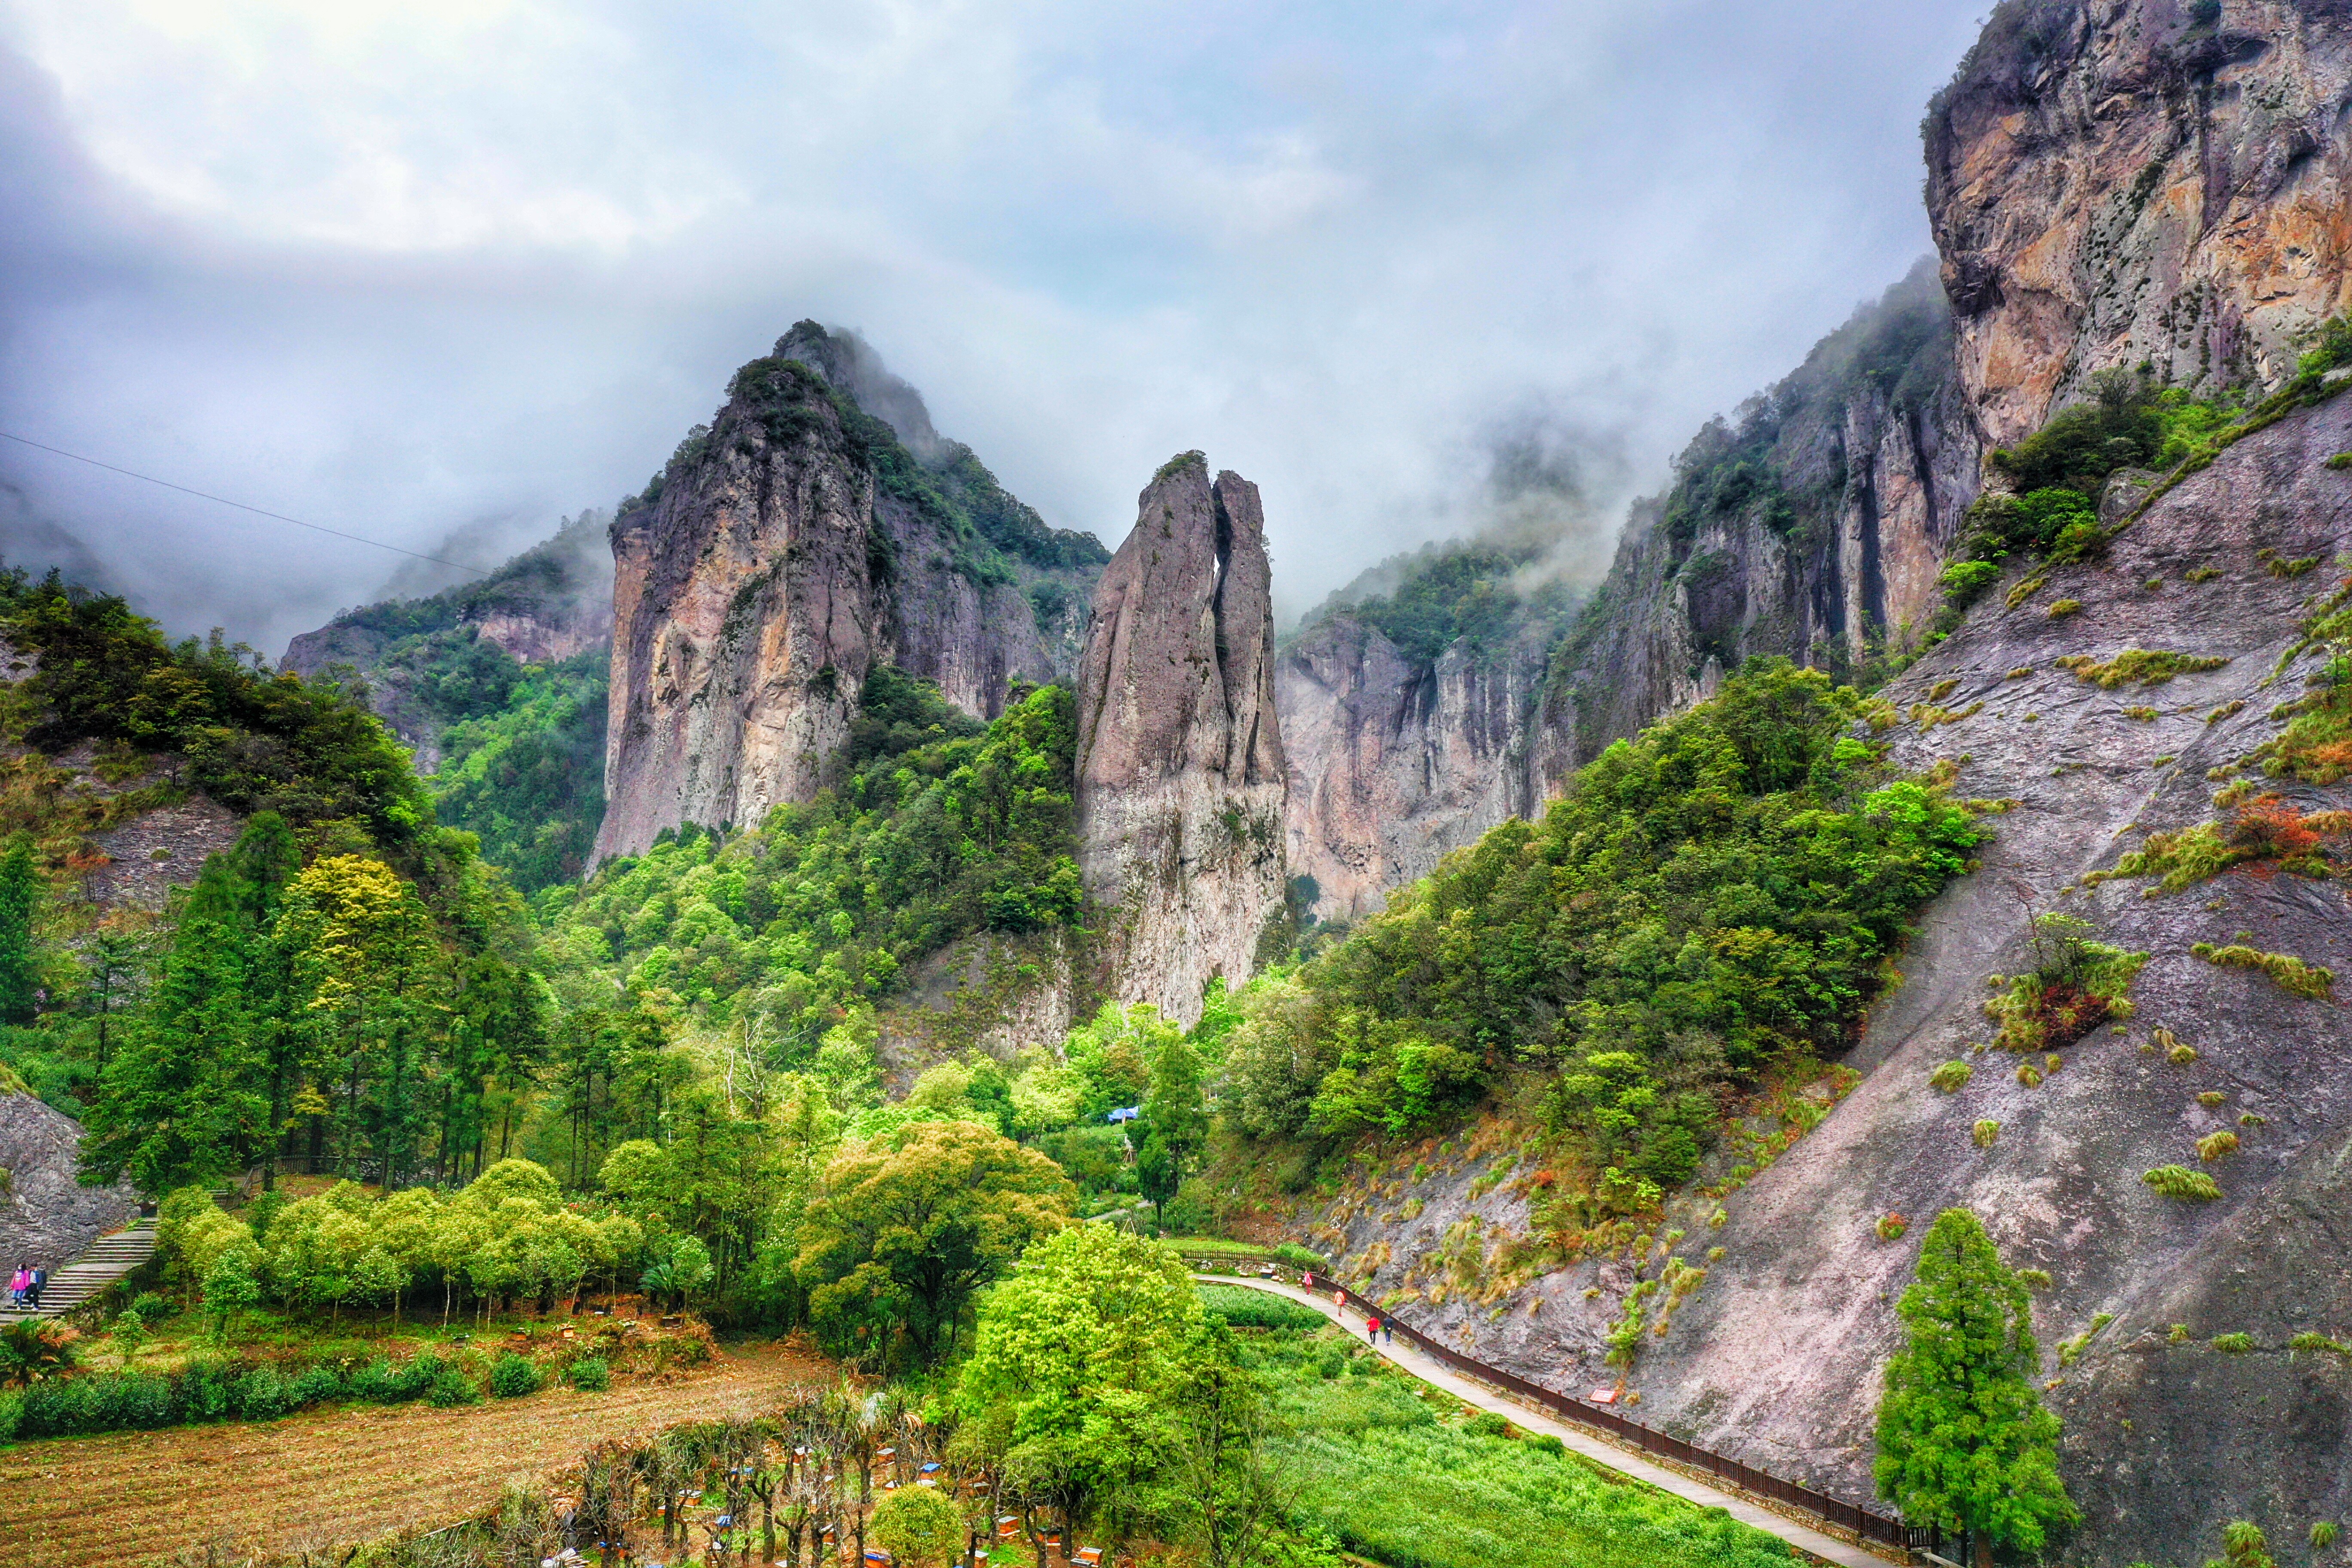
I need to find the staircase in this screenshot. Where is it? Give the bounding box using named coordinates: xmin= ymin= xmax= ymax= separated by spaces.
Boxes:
xmin=0 ymin=1219 xmax=156 ymax=1322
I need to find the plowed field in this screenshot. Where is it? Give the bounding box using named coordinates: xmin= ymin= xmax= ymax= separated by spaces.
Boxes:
xmin=0 ymin=1340 xmax=832 ymax=1566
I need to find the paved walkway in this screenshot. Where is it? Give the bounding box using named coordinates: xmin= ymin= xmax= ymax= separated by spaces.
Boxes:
xmin=1194 ymin=1273 xmax=1900 ymax=1568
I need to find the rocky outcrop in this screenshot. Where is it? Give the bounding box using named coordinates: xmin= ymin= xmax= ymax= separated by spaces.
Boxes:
xmin=1278 ymin=613 xmax=1571 ymax=920
xmin=0 ymin=1093 xmax=138 ymax=1277
xmin=1927 ymin=0 xmax=2352 ymax=445
xmin=1308 ymin=386 xmax=2352 ymax=1567
xmin=595 ymin=323 xmax=1104 ymax=864
xmin=1549 ymin=261 xmax=1987 ymax=764
xmin=1075 ymin=454 xmax=1286 ymax=1027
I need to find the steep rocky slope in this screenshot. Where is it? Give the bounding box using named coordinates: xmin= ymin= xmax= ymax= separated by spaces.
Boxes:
xmin=1550 ymin=262 xmax=1986 ymax=763
xmin=1076 ymin=454 xmax=1287 ymax=1027
xmin=1928 ymin=0 xmax=2352 ymax=447
xmin=0 ymin=1090 xmax=138 ymax=1278
xmin=595 ymin=323 xmax=1105 ymax=864
xmin=1278 ymin=605 xmax=1572 ymax=921
xmin=1305 ymin=388 xmax=2352 ymax=1566
xmin=1283 ymin=265 xmax=1984 ymax=921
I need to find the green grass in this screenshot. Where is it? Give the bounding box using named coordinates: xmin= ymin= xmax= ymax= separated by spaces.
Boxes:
xmin=1197 ymin=1284 xmax=1328 ymax=1332
xmin=1244 ymin=1323 xmax=1794 ymax=1568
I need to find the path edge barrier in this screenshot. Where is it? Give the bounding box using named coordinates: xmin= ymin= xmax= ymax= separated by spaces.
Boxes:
xmin=1188 ymin=1257 xmax=1942 ymax=1559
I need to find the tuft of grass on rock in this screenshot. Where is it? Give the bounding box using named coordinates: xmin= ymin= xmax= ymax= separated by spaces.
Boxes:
xmin=2144 ymin=1164 xmax=2223 ymax=1202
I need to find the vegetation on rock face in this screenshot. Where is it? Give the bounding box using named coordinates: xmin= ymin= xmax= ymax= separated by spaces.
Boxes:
xmin=1874 ymin=1210 xmax=2076 ymax=1565
xmin=1981 ymin=913 xmax=2145 ymax=1053
xmin=2190 ymin=942 xmax=2336 ymax=1002
xmin=1227 ymin=661 xmax=1980 ymax=1222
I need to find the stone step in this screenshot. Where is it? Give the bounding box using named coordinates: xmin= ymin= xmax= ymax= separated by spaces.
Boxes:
xmin=3 ymin=1222 xmax=157 ymax=1320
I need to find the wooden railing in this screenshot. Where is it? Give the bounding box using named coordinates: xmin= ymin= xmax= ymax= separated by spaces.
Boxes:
xmin=1189 ymin=1258 xmax=1935 ymax=1556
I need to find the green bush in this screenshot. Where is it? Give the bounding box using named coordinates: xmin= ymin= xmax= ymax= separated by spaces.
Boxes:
xmin=288 ymin=1364 xmax=346 ymax=1405
xmin=489 ymin=1353 xmax=543 ymax=1399
xmin=126 ymin=1292 xmax=174 ymax=1323
xmin=427 ymin=1367 xmax=482 ymax=1407
xmin=567 ymin=1357 xmax=610 ymax=1392
xmin=1465 ymin=1410 xmax=1512 ymax=1439
xmin=1198 ymin=1285 xmax=1328 ymax=1332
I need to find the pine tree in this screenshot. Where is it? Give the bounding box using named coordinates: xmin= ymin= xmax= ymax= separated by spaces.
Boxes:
xmin=0 ymin=836 xmax=40 ymax=1026
xmin=223 ymin=813 xmax=303 ymax=1188
xmin=1874 ymin=1209 xmax=2079 ymax=1567
xmin=82 ymin=857 xmax=267 ymax=1191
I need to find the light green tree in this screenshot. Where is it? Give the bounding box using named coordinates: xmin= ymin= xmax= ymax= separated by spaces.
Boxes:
xmin=1138 ymin=1030 xmax=1207 ymax=1231
xmin=870 ymin=1486 xmax=964 ymax=1568
xmin=1874 ymin=1209 xmax=2078 ymax=1568
xmin=958 ymin=1225 xmax=1205 ymax=1547
xmin=203 ymin=1250 xmax=261 ymax=1343
xmin=798 ymin=1119 xmax=1073 ymax=1365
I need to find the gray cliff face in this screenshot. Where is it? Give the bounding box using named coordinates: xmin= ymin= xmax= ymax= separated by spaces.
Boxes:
xmin=1075 ymin=454 xmax=1287 ymax=1028
xmin=594 ymin=325 xmax=1101 ymax=864
xmin=1309 ymin=390 xmax=2352 ymax=1566
xmin=1927 ymin=0 xmax=2352 ymax=447
xmin=1280 ymin=267 xmax=1985 ymax=921
xmin=1553 ymin=262 xmax=1986 ymax=763
xmin=1277 ymin=613 xmax=1571 ymax=921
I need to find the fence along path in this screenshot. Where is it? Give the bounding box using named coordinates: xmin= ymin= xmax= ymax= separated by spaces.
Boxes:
xmin=1191 ymin=1270 xmax=1907 ymax=1568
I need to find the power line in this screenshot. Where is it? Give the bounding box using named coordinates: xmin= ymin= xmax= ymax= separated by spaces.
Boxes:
xmin=0 ymin=429 xmax=493 ymax=580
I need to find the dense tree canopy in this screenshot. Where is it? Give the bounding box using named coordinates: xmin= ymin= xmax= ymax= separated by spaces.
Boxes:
xmin=797 ymin=1118 xmax=1075 ymax=1363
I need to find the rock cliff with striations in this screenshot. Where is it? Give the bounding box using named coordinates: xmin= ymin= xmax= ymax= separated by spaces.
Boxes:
xmin=1927 ymin=0 xmax=2352 ymax=445
xmin=1279 ymin=605 xmax=1572 ymax=921
xmin=1075 ymin=453 xmax=1286 ymax=1027
xmin=594 ymin=323 xmax=1104 ymax=864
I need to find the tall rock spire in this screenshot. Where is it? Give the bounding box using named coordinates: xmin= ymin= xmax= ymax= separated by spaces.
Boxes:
xmin=1075 ymin=452 xmax=1287 ymax=1027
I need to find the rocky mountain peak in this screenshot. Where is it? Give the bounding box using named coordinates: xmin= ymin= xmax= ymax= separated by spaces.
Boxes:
xmin=1075 ymin=453 xmax=1286 ymax=1026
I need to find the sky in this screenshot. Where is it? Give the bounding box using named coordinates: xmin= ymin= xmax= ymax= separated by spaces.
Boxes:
xmin=0 ymin=0 xmax=1993 ymax=652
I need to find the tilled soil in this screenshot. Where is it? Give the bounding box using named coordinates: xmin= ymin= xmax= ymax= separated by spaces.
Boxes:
xmin=0 ymin=1339 xmax=833 ymax=1565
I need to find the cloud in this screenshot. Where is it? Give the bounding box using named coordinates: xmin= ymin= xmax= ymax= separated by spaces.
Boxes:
xmin=0 ymin=0 xmax=1991 ymax=654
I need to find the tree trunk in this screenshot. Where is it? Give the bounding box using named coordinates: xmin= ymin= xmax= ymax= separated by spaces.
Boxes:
xmin=1972 ymin=1530 xmax=1992 ymax=1568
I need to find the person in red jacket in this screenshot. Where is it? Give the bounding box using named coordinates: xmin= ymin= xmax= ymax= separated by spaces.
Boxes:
xmin=1365 ymin=1315 xmax=1380 ymax=1344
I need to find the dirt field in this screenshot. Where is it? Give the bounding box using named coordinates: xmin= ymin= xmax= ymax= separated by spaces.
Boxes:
xmin=0 ymin=1338 xmax=833 ymax=1566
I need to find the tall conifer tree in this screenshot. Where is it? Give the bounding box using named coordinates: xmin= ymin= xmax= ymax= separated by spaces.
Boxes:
xmin=1874 ymin=1208 xmax=2077 ymax=1567
xmin=0 ymin=836 xmax=40 ymax=1026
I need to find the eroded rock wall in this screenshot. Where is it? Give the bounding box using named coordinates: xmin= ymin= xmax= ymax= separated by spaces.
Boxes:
xmin=1075 ymin=454 xmax=1286 ymax=1027
xmin=1277 ymin=614 xmax=1571 ymax=919
xmin=1550 ymin=262 xmax=1986 ymax=766
xmin=1927 ymin=0 xmax=2352 ymax=445
xmin=595 ymin=326 xmax=1099 ymax=864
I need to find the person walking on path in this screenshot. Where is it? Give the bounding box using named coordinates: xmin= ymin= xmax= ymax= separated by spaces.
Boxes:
xmin=7 ymin=1264 xmax=25 ymax=1309
xmin=1365 ymin=1315 xmax=1380 ymax=1344
xmin=1381 ymin=1320 xmax=1393 ymax=1346
xmin=25 ymin=1265 xmax=43 ymax=1310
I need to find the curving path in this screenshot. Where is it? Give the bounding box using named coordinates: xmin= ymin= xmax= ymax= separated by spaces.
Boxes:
xmin=1194 ymin=1273 xmax=1901 ymax=1568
